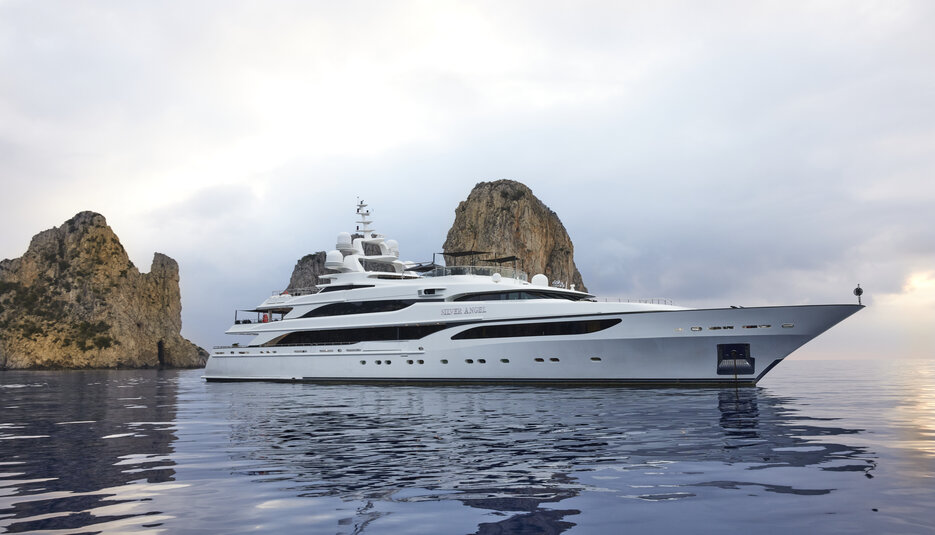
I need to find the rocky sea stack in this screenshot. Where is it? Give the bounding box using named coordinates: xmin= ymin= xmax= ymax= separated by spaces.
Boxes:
xmin=286 ymin=251 xmax=329 ymax=292
xmin=0 ymin=212 xmax=207 ymax=369
xmin=443 ymin=180 xmax=587 ymax=291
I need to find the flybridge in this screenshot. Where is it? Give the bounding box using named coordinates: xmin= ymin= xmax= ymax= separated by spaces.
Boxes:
xmin=422 ymin=265 xmax=528 ymax=282
xmin=321 ymin=200 xmax=410 ymax=277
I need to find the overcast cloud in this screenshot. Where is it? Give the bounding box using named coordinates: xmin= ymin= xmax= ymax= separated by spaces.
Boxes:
xmin=1 ymin=1 xmax=932 ymax=358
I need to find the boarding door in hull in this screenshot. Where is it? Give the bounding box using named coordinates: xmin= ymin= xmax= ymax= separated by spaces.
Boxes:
xmin=716 ymin=343 xmax=755 ymax=375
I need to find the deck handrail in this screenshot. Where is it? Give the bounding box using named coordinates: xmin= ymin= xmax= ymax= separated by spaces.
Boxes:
xmin=275 ymin=287 xmax=320 ymax=296
xmin=422 ymin=265 xmax=528 ymax=281
xmin=213 ymin=341 xmax=359 ymax=350
xmin=593 ymin=297 xmax=674 ymax=306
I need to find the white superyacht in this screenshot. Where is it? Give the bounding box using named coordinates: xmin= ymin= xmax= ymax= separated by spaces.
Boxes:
xmin=204 ymin=201 xmax=862 ymax=385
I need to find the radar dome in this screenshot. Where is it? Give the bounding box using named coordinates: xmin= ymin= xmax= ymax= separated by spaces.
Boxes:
xmin=531 ymin=274 xmax=548 ymax=286
xmin=325 ymin=250 xmax=345 ymax=270
xmin=336 ymin=232 xmax=352 ymax=250
xmin=385 ymin=239 xmax=399 ymax=257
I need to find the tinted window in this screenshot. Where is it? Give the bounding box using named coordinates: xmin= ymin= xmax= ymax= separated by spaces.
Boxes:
xmin=451 ymin=318 xmax=621 ymax=340
xmin=319 ymin=284 xmax=376 ymax=293
xmin=454 ymin=291 xmax=580 ymax=302
xmin=302 ymin=300 xmax=415 ymax=318
xmin=275 ymin=323 xmax=455 ymax=345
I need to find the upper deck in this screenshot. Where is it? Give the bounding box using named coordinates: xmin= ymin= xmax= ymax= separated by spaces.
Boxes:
xmin=422 ymin=265 xmax=527 ymax=281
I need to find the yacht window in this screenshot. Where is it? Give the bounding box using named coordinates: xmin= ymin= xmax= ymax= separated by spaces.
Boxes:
xmin=274 ymin=322 xmax=456 ymax=345
xmin=451 ymin=318 xmax=621 ymax=340
xmin=478 ymin=358 xmax=486 ymax=364
xmin=454 ymin=291 xmax=581 ymax=302
xmin=500 ymin=358 xmax=510 ymax=363
xmin=301 ymin=300 xmax=416 ymax=318
xmin=319 ymin=284 xmax=376 ymax=293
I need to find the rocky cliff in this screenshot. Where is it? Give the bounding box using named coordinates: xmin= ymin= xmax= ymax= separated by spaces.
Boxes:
xmin=286 ymin=251 xmax=329 ymax=292
xmin=443 ymin=180 xmax=587 ymax=291
xmin=0 ymin=212 xmax=207 ymax=369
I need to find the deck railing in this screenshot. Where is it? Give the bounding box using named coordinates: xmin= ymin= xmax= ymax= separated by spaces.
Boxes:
xmin=233 ymin=310 xmax=288 ymax=324
xmin=593 ymin=297 xmax=674 ymax=306
xmin=213 ymin=341 xmax=358 ymax=350
xmin=422 ymin=265 xmax=528 ymax=281
xmin=274 ymin=287 xmax=319 ymax=297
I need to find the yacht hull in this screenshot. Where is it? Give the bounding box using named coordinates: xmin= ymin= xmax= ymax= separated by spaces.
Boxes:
xmin=204 ymin=304 xmax=861 ymax=386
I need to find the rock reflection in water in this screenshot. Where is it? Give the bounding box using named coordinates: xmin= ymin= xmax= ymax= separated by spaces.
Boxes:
xmin=0 ymin=370 xmax=179 ymax=533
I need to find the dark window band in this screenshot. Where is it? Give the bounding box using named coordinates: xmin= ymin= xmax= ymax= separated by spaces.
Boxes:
xmin=271 ymin=317 xmax=621 ymax=346
xmin=302 ymin=300 xmax=416 ymax=318
xmin=451 ymin=318 xmax=621 ymax=340
xmin=453 ymin=290 xmax=582 ymax=302
xmin=318 ymin=284 xmax=376 ymax=293
xmin=274 ymin=323 xmax=456 ymax=345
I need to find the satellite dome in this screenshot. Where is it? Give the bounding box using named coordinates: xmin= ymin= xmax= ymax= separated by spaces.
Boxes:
xmin=325 ymin=250 xmax=345 ymax=270
xmin=386 ymin=239 xmax=399 ymax=257
xmin=531 ymin=274 xmax=548 ymax=286
xmin=336 ymin=232 xmax=353 ymax=252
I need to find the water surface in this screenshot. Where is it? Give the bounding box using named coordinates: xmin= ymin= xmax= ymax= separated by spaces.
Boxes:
xmin=1 ymin=360 xmax=933 ymax=533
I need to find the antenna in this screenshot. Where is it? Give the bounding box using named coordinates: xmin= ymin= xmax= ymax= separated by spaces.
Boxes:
xmin=853 ymin=284 xmax=863 ymax=305
xmin=356 ymin=198 xmax=374 ymax=238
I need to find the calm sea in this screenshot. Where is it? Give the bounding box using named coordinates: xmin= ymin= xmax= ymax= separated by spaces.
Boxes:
xmin=1 ymin=360 xmax=933 ymax=534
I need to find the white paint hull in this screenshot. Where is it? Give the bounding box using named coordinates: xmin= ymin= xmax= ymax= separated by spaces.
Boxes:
xmin=204 ymin=304 xmax=861 ymax=385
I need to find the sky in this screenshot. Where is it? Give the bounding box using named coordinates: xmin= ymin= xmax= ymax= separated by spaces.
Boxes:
xmin=1 ymin=1 xmax=933 ymax=359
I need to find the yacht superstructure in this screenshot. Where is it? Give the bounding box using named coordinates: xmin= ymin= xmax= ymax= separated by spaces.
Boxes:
xmin=204 ymin=201 xmax=862 ymax=385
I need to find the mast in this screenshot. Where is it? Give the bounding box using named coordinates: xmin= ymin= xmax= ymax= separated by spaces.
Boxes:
xmin=356 ymin=199 xmax=374 ymax=238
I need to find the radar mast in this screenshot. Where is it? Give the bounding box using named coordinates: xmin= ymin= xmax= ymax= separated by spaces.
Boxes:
xmin=356 ymin=199 xmax=374 ymax=238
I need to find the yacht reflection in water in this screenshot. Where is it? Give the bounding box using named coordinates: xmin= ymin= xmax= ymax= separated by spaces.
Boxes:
xmin=0 ymin=373 xmax=880 ymax=534
xmin=220 ymin=384 xmax=876 ymax=534
xmin=713 ymin=389 xmax=875 ymax=490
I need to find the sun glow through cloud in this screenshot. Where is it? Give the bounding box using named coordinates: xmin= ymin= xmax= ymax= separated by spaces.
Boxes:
xmin=882 ymin=272 xmax=935 ymax=358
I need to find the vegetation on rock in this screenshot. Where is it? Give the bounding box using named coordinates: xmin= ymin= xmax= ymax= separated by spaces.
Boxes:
xmin=0 ymin=211 xmax=207 ymax=369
